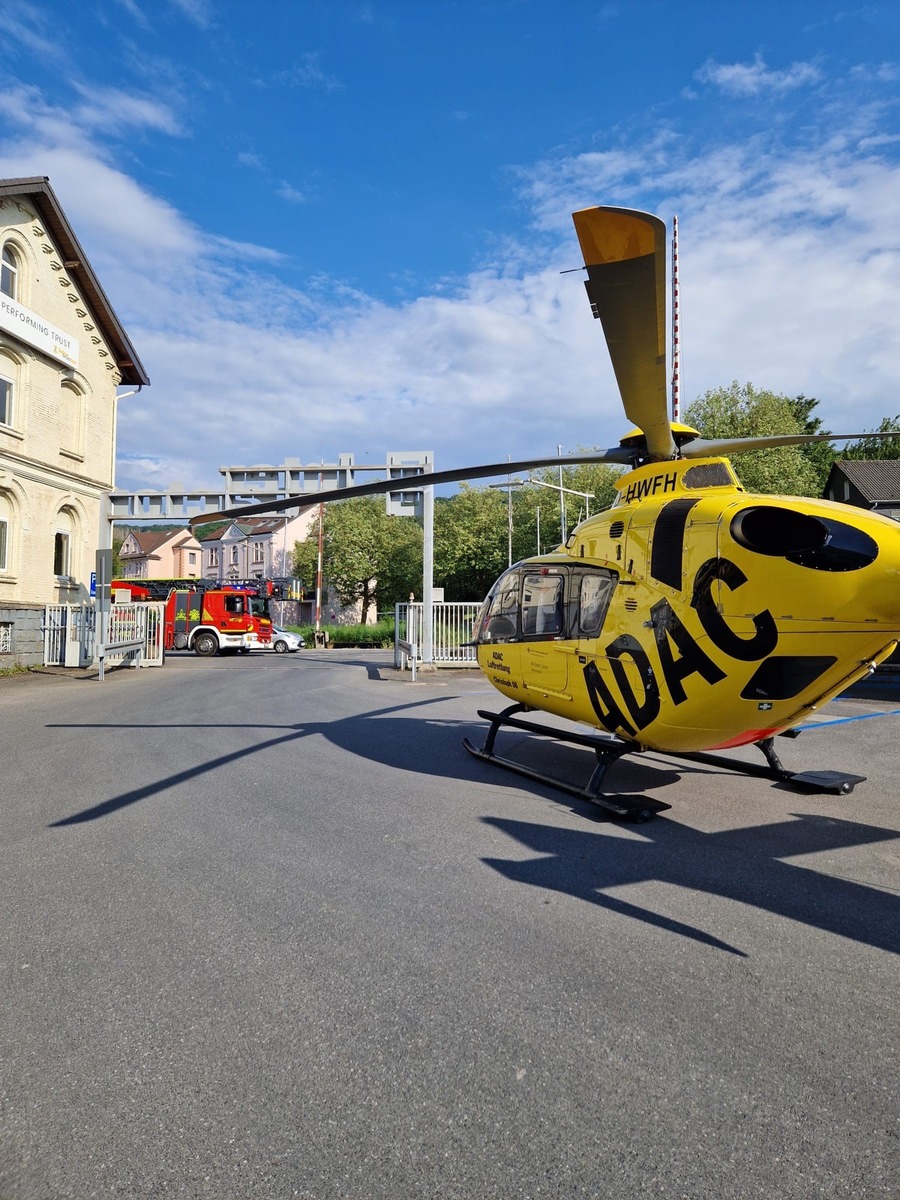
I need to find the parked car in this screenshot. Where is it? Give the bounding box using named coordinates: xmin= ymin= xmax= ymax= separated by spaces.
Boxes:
xmin=271 ymin=627 xmax=305 ymax=654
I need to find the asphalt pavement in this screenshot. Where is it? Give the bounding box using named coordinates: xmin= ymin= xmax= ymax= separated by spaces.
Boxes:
xmin=1 ymin=650 xmax=897 ymax=1199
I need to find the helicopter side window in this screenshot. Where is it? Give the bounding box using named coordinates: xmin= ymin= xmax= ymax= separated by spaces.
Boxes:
xmin=577 ymin=570 xmax=616 ymax=637
xmin=479 ymin=570 xmax=520 ymax=642
xmin=521 ymin=573 xmax=564 ymax=639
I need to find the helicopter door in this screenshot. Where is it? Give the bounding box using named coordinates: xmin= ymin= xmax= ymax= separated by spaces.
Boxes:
xmin=575 ymin=569 xmax=617 ymax=642
xmin=574 ymin=567 xmax=619 ymax=700
xmin=519 ymin=569 xmax=569 ymax=695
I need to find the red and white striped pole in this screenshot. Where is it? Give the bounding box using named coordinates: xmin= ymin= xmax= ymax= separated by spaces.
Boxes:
xmin=671 ymin=213 xmax=681 ymax=423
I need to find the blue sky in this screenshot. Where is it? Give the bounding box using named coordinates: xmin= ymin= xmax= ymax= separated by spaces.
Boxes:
xmin=1 ymin=1 xmax=898 ymax=492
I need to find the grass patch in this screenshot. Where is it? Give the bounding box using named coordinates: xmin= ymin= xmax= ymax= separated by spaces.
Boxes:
xmin=0 ymin=662 xmax=29 ymax=678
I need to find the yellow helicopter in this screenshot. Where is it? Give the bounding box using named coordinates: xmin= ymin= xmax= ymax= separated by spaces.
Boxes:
xmin=195 ymin=206 xmax=900 ymax=820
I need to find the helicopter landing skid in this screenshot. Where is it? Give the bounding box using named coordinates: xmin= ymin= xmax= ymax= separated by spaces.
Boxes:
xmin=463 ymin=709 xmax=868 ymax=819
xmin=675 ymin=736 xmax=867 ymax=796
xmin=462 ymin=704 xmax=671 ymax=823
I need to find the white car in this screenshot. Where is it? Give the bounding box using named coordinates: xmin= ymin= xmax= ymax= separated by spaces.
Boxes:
xmin=271 ymin=627 xmax=304 ymax=654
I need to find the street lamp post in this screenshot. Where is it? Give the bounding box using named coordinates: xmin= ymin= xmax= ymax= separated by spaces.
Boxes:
xmin=488 ymin=479 xmax=517 ymax=567
xmin=490 ymin=476 xmax=595 ymax=559
xmin=522 ymin=477 xmax=594 ymax=546
xmin=557 ymin=444 xmax=565 ymax=543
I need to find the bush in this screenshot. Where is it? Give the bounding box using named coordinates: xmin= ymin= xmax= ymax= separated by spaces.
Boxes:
xmin=295 ymin=619 xmax=396 ymax=648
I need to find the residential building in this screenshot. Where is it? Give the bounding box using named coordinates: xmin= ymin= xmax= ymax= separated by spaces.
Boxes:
xmin=199 ymin=511 xmax=316 ymax=584
xmin=823 ymin=461 xmax=900 ymax=522
xmin=118 ymin=527 xmax=202 ymax=579
xmin=0 ymin=176 xmax=148 ymax=661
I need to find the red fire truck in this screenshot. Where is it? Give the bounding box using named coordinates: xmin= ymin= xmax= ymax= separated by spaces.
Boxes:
xmin=111 ymin=579 xmax=273 ymax=656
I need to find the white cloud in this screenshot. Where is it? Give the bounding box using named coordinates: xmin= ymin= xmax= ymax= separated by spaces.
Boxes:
xmin=695 ymin=55 xmax=822 ymax=97
xmin=70 ymin=82 xmax=185 ymax=137
xmin=113 ymin=0 xmax=151 ymax=31
xmin=276 ymin=182 xmax=307 ymax=205
xmin=167 ymin=0 xmax=213 ymax=27
xmin=1 ymin=67 xmax=898 ymax=495
xmin=0 ymin=3 xmax=67 ymax=65
xmin=267 ymin=53 xmax=343 ymax=93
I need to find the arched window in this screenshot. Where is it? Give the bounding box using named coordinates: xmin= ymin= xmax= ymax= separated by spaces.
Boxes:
xmin=1 ymin=243 xmax=19 ymax=299
xmin=0 ymin=489 xmax=15 ymax=574
xmin=0 ymin=348 xmax=25 ymax=431
xmin=54 ymin=506 xmax=78 ymax=579
xmin=0 ymin=366 xmax=12 ymax=428
xmin=60 ymin=379 xmax=86 ymax=459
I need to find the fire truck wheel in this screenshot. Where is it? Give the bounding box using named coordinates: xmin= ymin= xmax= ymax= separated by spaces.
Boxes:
xmin=193 ymin=632 xmax=218 ymax=657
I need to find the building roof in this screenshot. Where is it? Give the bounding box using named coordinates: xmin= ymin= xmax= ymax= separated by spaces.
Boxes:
xmin=123 ymin=528 xmax=195 ymax=556
xmin=197 ymin=514 xmax=312 ymax=542
xmin=829 ymin=460 xmax=900 ymax=505
xmin=0 ymin=176 xmax=149 ymax=386
xmin=236 ymin=517 xmax=303 ymax=536
xmin=198 ymin=525 xmax=229 ymax=543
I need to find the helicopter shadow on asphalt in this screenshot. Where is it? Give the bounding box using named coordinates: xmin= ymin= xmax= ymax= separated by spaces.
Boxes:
xmin=451 ymin=723 xmax=900 ymax=957
xmin=327 ymin=694 xmax=900 ymax=959
xmin=46 ymin=690 xmax=900 ymax=959
xmin=479 ymin=804 xmax=900 ymax=958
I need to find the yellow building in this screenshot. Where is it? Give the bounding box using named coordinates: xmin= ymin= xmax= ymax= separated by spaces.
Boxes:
xmin=0 ymin=176 xmax=148 ymax=661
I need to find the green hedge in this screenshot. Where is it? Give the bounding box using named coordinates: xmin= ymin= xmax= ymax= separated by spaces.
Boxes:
xmin=293 ymin=619 xmax=396 ymax=648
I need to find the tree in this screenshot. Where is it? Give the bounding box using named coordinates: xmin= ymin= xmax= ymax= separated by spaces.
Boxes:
xmin=513 ymin=456 xmax=624 ymax=555
xmin=434 ymin=486 xmax=508 ymax=601
xmin=786 ymin=393 xmax=835 ymax=494
xmin=292 ymin=527 xmax=320 ymax=601
xmin=293 ymin=499 xmax=422 ymax=622
xmin=192 ymin=520 xmax=228 ymax=542
xmin=841 ymin=415 xmax=900 ymax=461
xmin=111 ymin=536 xmax=126 ymax=577
xmin=684 ymin=382 xmax=821 ymax=496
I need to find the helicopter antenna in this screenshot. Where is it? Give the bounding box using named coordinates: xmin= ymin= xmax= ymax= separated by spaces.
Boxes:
xmin=671 ymin=213 xmax=681 ymax=423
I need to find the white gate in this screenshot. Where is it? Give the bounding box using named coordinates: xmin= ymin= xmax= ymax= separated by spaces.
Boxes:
xmin=395 ymin=601 xmax=481 ymax=667
xmin=43 ymin=603 xmax=94 ymax=667
xmin=44 ymin=602 xmax=165 ymax=668
xmin=102 ymin=602 xmax=166 ymax=667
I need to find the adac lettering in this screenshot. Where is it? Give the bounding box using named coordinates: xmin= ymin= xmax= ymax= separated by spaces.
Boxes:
xmin=490 ymin=649 xmax=518 ymax=689
xmin=624 ymin=470 xmax=678 ymax=504
xmin=583 ymin=556 xmax=777 ymax=737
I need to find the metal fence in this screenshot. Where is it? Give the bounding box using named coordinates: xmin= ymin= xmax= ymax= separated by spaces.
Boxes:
xmin=395 ymin=601 xmax=481 ymax=667
xmin=43 ymin=603 xmax=166 ymax=668
xmin=103 ymin=602 xmax=166 ymax=667
xmin=43 ymin=604 xmax=94 ymax=667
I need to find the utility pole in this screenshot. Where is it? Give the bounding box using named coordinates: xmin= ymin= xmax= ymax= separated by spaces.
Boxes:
xmin=422 ymin=473 xmax=434 ymax=664
xmin=314 ymin=469 xmax=324 ymax=641
xmin=557 ymin=444 xmax=566 ymax=543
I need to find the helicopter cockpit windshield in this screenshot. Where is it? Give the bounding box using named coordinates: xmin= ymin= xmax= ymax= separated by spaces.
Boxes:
xmin=474 ymin=565 xmax=618 ymax=645
xmin=475 ymin=568 xmax=520 ymax=643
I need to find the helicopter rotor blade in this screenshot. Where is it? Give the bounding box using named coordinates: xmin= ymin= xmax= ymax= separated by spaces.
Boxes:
xmin=572 ymin=206 xmax=675 ymax=461
xmin=189 ymin=448 xmax=635 ymax=525
xmin=681 ymin=430 xmax=900 ymax=458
